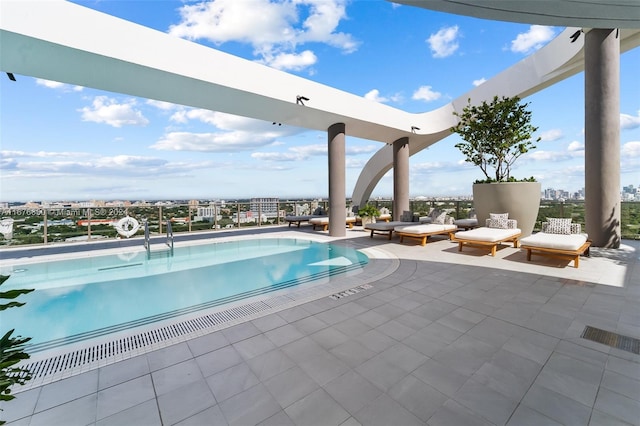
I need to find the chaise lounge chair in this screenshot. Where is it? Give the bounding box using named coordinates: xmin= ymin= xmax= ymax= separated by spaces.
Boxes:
xmin=393 ymin=208 xmax=458 ymax=246
xmin=284 ymin=207 xmax=326 ymax=227
xmin=310 ymin=216 xmax=356 ymax=231
xmin=519 ymin=219 xmax=591 ymax=268
xmin=453 ymin=214 xmax=521 ymax=256
xmin=364 ymin=220 xmax=414 ymax=240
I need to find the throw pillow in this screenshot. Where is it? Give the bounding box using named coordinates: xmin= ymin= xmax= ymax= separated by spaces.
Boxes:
xmin=431 ymin=209 xmax=448 ymax=225
xmin=547 ymin=217 xmax=572 ymax=234
xmin=488 ymin=213 xmax=509 ymax=229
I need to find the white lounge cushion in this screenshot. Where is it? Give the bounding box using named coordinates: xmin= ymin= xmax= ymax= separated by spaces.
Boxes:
xmin=454 ymin=226 xmax=521 ymax=242
xmin=365 ymin=221 xmax=412 ymax=231
xmin=520 ymin=232 xmax=588 ymax=251
xmin=394 ymin=224 xmax=457 ymax=234
xmin=310 ymin=217 xmax=356 ymax=225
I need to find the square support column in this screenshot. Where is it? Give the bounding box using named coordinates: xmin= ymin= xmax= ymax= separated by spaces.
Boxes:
xmin=392 ymin=137 xmax=410 ymax=221
xmin=328 ymin=123 xmax=346 ymax=237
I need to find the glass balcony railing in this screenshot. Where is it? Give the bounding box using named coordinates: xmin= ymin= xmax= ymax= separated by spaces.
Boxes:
xmin=0 ymin=199 xmax=638 ymax=248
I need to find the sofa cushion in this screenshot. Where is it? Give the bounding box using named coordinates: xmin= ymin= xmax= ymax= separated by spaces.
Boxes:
xmin=520 ymin=232 xmax=587 ymax=251
xmin=394 ymin=224 xmax=456 ymax=234
xmin=546 ymin=218 xmax=572 ymax=235
xmin=454 ymin=226 xmax=521 ymax=242
xmin=489 ymin=213 xmax=509 ymax=229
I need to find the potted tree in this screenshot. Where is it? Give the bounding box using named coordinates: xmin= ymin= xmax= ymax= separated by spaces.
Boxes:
xmin=451 ymin=95 xmax=541 ymax=236
xmin=357 ymin=204 xmax=380 ymax=226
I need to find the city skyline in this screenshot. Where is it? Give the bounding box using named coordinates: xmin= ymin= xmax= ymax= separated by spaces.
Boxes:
xmin=1 ymin=1 xmax=639 ymax=202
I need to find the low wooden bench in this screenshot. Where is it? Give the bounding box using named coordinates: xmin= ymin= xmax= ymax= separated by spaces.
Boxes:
xmin=521 ymin=240 xmax=591 ymax=268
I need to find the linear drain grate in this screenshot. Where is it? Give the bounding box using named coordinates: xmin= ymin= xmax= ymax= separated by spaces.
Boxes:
xmin=581 ymin=326 xmax=640 ymax=354
xmin=20 ymin=297 xmax=288 ymax=384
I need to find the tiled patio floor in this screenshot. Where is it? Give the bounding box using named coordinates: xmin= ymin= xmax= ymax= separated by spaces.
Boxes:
xmin=1 ymin=227 xmax=639 ymax=425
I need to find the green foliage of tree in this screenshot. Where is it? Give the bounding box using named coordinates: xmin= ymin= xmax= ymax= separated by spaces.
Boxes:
xmin=0 ymin=275 xmax=33 ymax=424
xmin=451 ymin=95 xmax=540 ymax=182
xmin=357 ymin=204 xmax=380 ymax=218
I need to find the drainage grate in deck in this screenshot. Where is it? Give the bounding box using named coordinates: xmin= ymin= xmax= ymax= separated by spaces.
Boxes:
xmin=581 ymin=326 xmax=640 ymax=355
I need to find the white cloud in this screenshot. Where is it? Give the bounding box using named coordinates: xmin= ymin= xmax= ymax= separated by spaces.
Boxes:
xmin=1 ymin=150 xmax=89 ymax=159
xmin=412 ymin=86 xmax=442 ymax=102
xmin=260 ymin=50 xmax=317 ymax=71
xmin=622 ymin=141 xmax=640 ymax=157
xmin=510 ymin=25 xmax=555 ymax=54
xmin=146 ymin=99 xmax=179 ymax=111
xmin=168 ymin=0 xmax=358 ymax=71
xmin=621 ymin=110 xmax=640 ymax=129
xmin=252 ymin=143 xmax=376 ymax=162
xmin=567 ymin=141 xmax=584 ymax=152
xmin=151 ymin=131 xmax=276 ymax=152
xmin=540 ymin=129 xmax=564 ymax=142
xmin=36 ymin=78 xmax=83 ymax=92
xmin=472 ymin=78 xmax=486 ymax=87
xmin=427 ymin=25 xmax=459 ymax=58
xmin=525 ymin=150 xmax=573 ymax=162
xmin=364 ymin=89 xmax=388 ymax=103
xmin=79 ymin=96 xmax=149 ymax=128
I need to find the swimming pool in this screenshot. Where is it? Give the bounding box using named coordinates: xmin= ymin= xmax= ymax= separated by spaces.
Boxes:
xmin=0 ymin=238 xmax=368 ymax=352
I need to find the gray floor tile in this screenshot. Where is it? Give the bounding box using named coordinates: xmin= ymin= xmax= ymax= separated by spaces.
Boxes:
xmin=0 ymin=386 xmax=40 ymax=423
xmin=152 ymin=359 xmax=204 ymax=396
xmin=264 ymin=324 xmax=305 ymax=347
xmin=324 ymin=370 xmax=382 ymax=415
xmin=490 ymin=348 xmax=544 ymax=382
xmin=472 ymin=361 xmax=534 ymax=401
xmin=257 ymin=410 xmax=295 ymax=426
xmin=310 ymin=326 xmax=350 ymax=349
xmin=601 ymin=369 xmax=640 ymax=402
xmin=589 ymin=409 xmax=636 ymax=426
xmin=402 ymin=331 xmax=450 ymax=357
xmin=222 ymin=321 xmax=262 ymax=343
xmin=186 ymin=330 xmax=230 ymax=357
xmin=329 ymin=340 xmax=376 ymax=368
xmin=427 ymin=399 xmax=494 ymax=426
xmin=233 ymin=333 xmax=277 ymax=360
xmin=285 ymin=388 xmax=350 ymax=426
xmin=376 ymin=319 xmax=416 ymax=341
xmin=545 ymin=352 xmax=604 ymax=386
xmin=291 ymin=315 xmax=328 ymax=335
xmin=195 ymin=344 xmax=244 ymax=377
xmin=34 ymin=369 xmax=98 ymax=413
xmin=355 ymin=329 xmax=397 ymax=353
xmin=606 ymin=356 xmax=640 ymax=381
xmin=97 ymin=375 xmax=155 ymax=420
xmin=247 ymin=348 xmax=296 ymax=381
xmin=506 ymin=404 xmax=562 ymax=426
xmin=340 ymin=416 xmax=362 ymax=426
xmin=412 ymin=358 xmax=470 ymax=398
xmin=354 ymin=394 xmax=423 ymax=426
xmin=206 ymin=362 xmax=260 ymax=403
xmin=388 ymin=375 xmax=448 ymax=422
xmin=522 ymin=383 xmax=592 ymax=426
xmin=263 ymin=366 xmax=319 ymax=409
xmin=415 ymin=321 xmax=463 ymax=344
xmin=453 ymin=378 xmax=519 ymax=425
xmin=30 ymin=394 xmax=97 ymax=426
xmin=298 ymin=350 xmax=350 ymax=386
xmin=157 ymin=379 xmax=216 ymax=425
xmin=147 ymin=342 xmax=193 ymax=372
xmin=174 ymin=405 xmax=228 ymax=426
xmin=534 ymin=367 xmax=599 ymax=407
xmin=96 ymin=399 xmax=161 ymax=426
xmin=593 ymin=387 xmax=640 ymax=425
xmin=252 ymin=313 xmax=288 ymax=333
xmin=218 ymin=383 xmax=281 ymax=426
xmin=355 ymin=355 xmax=407 ymax=392
xmin=378 ymin=342 xmax=428 ymax=373
xmin=334 ymin=318 xmax=372 ymax=338
xmin=281 ymin=336 xmax=326 ymax=363
xmin=98 ymin=355 xmax=150 ymax=390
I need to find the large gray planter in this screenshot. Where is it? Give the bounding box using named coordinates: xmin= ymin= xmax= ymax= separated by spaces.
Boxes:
xmin=472 ymin=182 xmax=541 ymax=237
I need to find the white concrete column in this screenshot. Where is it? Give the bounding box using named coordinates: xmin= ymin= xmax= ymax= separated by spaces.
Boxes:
xmin=328 ymin=123 xmax=346 ymax=237
xmin=585 ymin=29 xmax=620 ymax=248
xmin=392 ymin=137 xmax=410 ymax=221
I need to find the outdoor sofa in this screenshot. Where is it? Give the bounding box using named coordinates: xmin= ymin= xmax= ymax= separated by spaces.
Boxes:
xmin=452 ymin=215 xmax=521 ymax=256
xmin=519 ymin=219 xmax=591 ymax=268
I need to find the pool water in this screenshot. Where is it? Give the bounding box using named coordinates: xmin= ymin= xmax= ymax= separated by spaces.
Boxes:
xmin=0 ymin=238 xmax=368 ymax=351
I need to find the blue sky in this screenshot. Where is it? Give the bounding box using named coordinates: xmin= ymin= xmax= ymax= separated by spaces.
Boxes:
xmin=1 ymin=0 xmax=639 ymax=203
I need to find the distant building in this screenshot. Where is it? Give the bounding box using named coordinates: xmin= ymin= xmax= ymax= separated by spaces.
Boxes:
xmin=250 ymin=198 xmax=279 ymax=217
